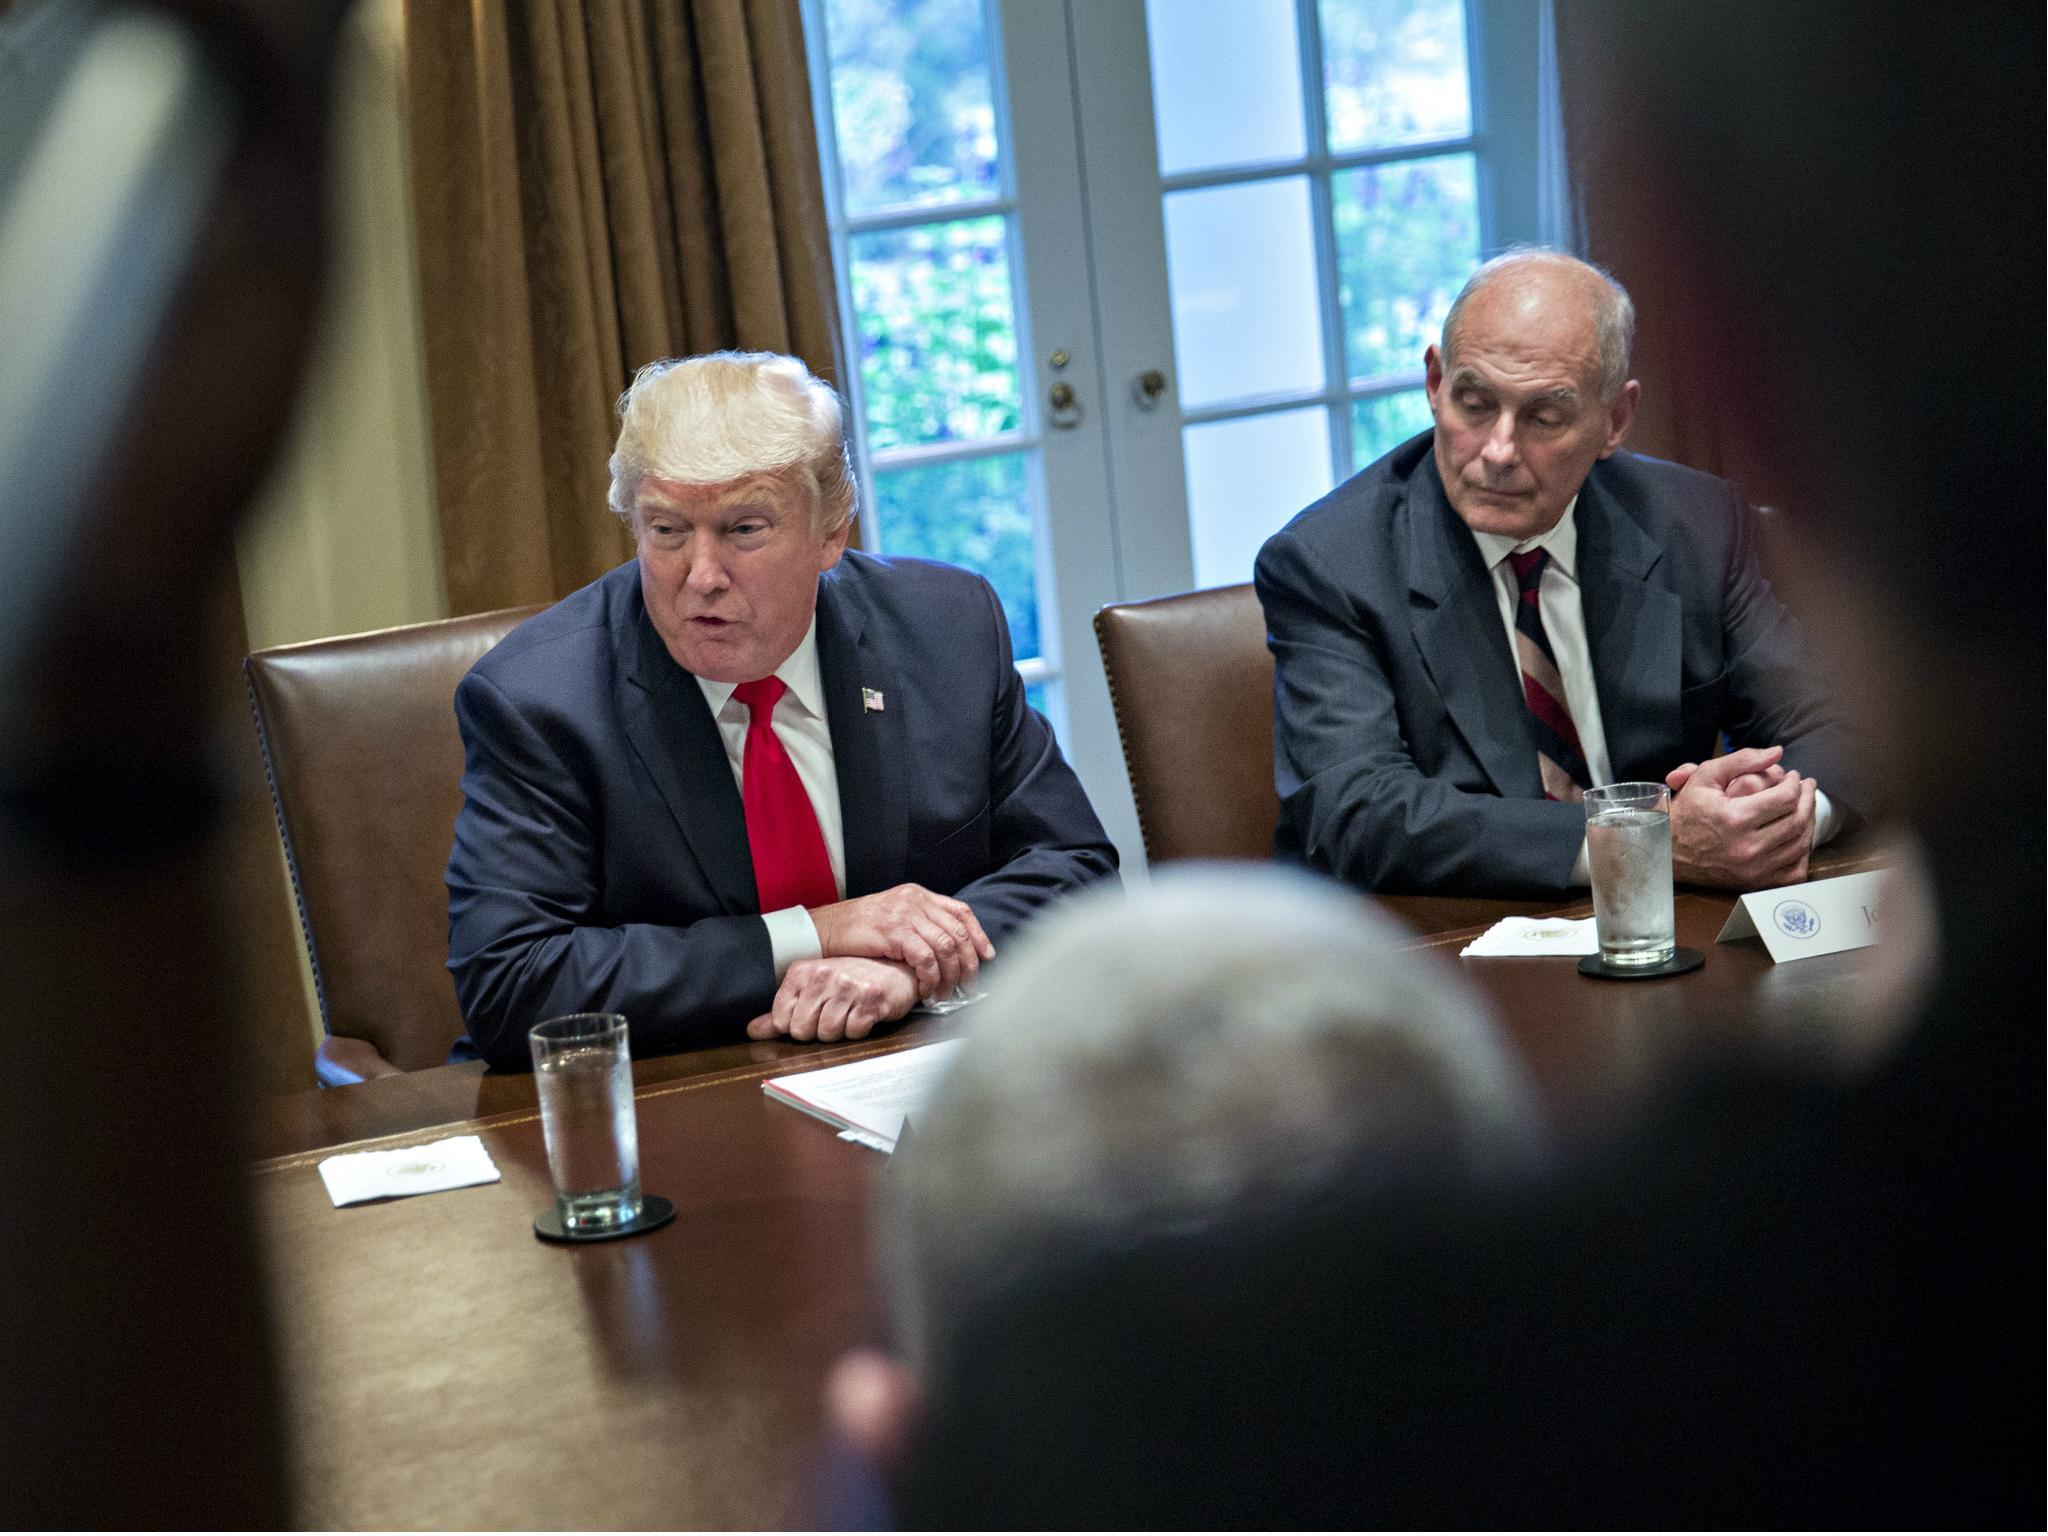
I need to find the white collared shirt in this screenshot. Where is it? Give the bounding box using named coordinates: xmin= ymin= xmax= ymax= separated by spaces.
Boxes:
xmin=1469 ymin=495 xmax=1834 ymax=884
xmin=694 ymin=616 xmax=843 ymax=977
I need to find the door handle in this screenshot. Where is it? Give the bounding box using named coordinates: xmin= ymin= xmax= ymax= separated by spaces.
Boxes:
xmin=1048 ymin=381 xmax=1084 ymax=428
xmin=1132 ymin=368 xmax=1168 ymax=409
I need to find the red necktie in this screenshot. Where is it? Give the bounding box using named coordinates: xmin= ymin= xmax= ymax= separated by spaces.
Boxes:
xmin=1507 ymin=549 xmax=1591 ymax=802
xmin=732 ymin=676 xmax=838 ymax=912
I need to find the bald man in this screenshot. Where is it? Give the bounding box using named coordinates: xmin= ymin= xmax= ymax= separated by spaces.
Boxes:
xmin=1256 ymin=250 xmax=1862 ymax=899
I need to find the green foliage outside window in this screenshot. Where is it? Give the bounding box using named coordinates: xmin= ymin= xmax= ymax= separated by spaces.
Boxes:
xmin=851 ymin=217 xmax=1021 ymax=453
xmin=870 ymin=453 xmax=1040 ymax=662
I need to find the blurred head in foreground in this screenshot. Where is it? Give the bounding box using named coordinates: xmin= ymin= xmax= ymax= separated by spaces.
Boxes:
xmin=824 ymin=866 xmax=1541 ymax=1524
xmin=1574 ymin=4 xmax=2041 ymax=899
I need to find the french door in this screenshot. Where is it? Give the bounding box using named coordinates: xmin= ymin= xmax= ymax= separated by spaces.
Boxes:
xmin=803 ymin=0 xmax=1555 ymax=871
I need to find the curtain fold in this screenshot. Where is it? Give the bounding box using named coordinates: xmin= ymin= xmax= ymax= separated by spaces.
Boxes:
xmin=1552 ymin=2 xmax=1725 ymax=479
xmin=406 ymin=0 xmax=845 ymax=615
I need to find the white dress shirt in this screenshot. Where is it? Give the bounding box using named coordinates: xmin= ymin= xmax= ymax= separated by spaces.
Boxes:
xmin=695 ymin=617 xmax=843 ymax=977
xmin=1470 ymin=496 xmax=1833 ymax=885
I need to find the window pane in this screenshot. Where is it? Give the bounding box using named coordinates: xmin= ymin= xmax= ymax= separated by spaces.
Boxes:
xmin=1351 ymin=388 xmax=1435 ymax=466
xmin=1165 ymin=177 xmax=1325 ymax=410
xmin=871 ymin=452 xmax=1041 ymax=661
xmin=850 ymin=217 xmax=1020 ymax=452
xmin=823 ymin=0 xmax=1000 ymax=214
xmin=1145 ymin=0 xmax=1306 ymax=176
xmin=1332 ymin=152 xmax=1478 ymax=382
xmin=1183 ymin=408 xmax=1335 ymax=589
xmin=1320 ymin=0 xmax=1471 ymax=153
xmin=1024 ymin=679 xmax=1052 ymax=719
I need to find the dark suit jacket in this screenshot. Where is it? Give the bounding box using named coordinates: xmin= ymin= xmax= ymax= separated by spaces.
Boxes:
xmin=446 ymin=552 xmax=1118 ymax=1069
xmin=1255 ymin=433 xmax=1860 ymax=898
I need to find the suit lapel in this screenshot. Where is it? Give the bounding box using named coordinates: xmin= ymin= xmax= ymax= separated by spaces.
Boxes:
xmin=816 ymin=570 xmax=909 ymax=896
xmin=1406 ymin=457 xmax=1543 ymax=797
xmin=1576 ymin=470 xmax=1681 ymax=781
xmin=615 ymin=586 xmax=759 ymax=912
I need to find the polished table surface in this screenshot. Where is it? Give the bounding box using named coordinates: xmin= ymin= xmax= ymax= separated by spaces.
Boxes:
xmin=257 ymin=856 xmax=1884 ymax=1528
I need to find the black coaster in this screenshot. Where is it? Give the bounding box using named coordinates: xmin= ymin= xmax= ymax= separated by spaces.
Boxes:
xmin=534 ymin=1193 xmax=676 ymax=1244
xmin=1577 ymin=946 xmax=1706 ymax=980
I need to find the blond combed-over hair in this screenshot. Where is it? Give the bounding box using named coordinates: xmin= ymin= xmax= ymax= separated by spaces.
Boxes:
xmin=608 ymin=352 xmax=858 ymax=535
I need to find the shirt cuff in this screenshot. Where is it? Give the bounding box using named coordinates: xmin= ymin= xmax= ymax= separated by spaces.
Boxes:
xmin=1570 ymin=837 xmax=1590 ymax=887
xmin=1813 ymin=788 xmax=1839 ymax=847
xmin=761 ymin=906 xmax=823 ymax=980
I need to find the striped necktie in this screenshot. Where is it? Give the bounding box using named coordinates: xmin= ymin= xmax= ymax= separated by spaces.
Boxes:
xmin=1506 ymin=548 xmax=1591 ymax=802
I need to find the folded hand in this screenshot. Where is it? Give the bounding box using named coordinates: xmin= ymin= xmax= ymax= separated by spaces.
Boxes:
xmin=745 ymin=956 xmax=920 ymax=1044
xmin=1667 ymin=745 xmax=1817 ymax=888
xmin=809 ymin=883 xmax=994 ymax=1000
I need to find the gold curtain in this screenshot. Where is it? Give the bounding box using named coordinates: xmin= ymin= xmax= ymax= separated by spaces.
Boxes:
xmin=405 ymin=0 xmax=845 ymax=615
xmin=1553 ymin=2 xmax=1726 ymax=479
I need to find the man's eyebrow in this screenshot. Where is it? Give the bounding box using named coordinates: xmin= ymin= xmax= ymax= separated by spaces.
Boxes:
xmin=711 ymin=476 xmax=788 ymax=513
xmin=1445 ymin=369 xmax=1581 ymax=411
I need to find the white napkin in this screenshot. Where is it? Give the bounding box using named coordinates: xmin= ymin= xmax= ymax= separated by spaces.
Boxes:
xmin=1459 ymin=915 xmax=1600 ymax=957
xmin=317 ymin=1135 xmax=502 ymax=1208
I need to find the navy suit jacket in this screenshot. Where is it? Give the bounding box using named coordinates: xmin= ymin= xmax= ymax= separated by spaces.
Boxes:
xmin=446 ymin=552 xmax=1118 ymax=1069
xmin=1255 ymin=433 xmax=1862 ymax=898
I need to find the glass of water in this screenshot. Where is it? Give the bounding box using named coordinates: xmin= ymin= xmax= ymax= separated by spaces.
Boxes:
xmin=1584 ymin=782 xmax=1676 ymax=968
xmin=529 ymin=1013 xmax=641 ymax=1233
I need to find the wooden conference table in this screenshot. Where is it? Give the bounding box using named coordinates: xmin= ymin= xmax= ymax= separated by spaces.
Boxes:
xmin=257 ymin=854 xmax=1885 ymax=1529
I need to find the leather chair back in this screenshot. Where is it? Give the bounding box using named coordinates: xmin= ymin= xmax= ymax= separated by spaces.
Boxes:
xmin=1093 ymin=584 xmax=1278 ymax=864
xmin=245 ymin=607 xmax=543 ymax=1071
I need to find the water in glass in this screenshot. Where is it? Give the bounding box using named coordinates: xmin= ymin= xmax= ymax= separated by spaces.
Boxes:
xmin=535 ymin=1045 xmax=641 ymax=1230
xmin=1587 ymin=806 xmax=1675 ymax=966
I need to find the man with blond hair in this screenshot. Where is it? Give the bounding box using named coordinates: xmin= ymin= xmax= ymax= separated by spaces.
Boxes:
xmin=446 ymin=352 xmax=1116 ymax=1068
xmin=1258 ymin=249 xmax=1864 ymax=899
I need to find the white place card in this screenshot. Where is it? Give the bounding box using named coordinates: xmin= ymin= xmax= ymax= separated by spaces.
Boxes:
xmin=1716 ymin=870 xmax=1884 ymax=963
xmin=317 ymin=1134 xmax=502 ymax=1208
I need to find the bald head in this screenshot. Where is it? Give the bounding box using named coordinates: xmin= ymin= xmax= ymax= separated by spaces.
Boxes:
xmin=1423 ymin=249 xmax=1641 ymax=540
xmin=1442 ymin=250 xmax=1636 ymax=402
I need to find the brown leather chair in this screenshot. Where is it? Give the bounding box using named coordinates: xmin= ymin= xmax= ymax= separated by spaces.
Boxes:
xmin=1093 ymin=584 xmax=1278 ymax=864
xmin=245 ymin=606 xmax=543 ymax=1084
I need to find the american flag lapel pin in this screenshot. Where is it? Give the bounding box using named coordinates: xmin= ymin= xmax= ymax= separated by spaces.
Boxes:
xmin=862 ymin=687 xmax=885 ymax=713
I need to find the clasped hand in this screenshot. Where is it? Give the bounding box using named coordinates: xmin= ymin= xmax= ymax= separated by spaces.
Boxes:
xmin=746 ymin=956 xmax=919 ymax=1043
xmin=809 ymin=882 xmax=994 ymax=1000
xmin=746 ymin=883 xmax=995 ymax=1043
xmin=1663 ymin=744 xmax=1817 ymax=889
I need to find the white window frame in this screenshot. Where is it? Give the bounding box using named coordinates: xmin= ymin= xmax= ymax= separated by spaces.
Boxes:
xmin=797 ymin=0 xmax=1057 ymax=696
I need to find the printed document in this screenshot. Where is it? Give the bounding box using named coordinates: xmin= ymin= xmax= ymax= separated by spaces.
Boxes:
xmin=764 ymin=1039 xmax=964 ymax=1153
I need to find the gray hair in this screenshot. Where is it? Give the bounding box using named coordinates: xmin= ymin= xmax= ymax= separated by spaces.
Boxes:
xmin=606 ymin=351 xmax=858 ymax=536
xmin=883 ymin=865 xmax=1544 ymax=1376
xmin=1441 ymin=247 xmax=1636 ymax=399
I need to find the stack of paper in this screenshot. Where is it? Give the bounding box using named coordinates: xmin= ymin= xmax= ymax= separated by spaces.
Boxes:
xmin=764 ymin=1039 xmax=964 ymax=1153
xmin=1459 ymin=915 xmax=1600 ymax=957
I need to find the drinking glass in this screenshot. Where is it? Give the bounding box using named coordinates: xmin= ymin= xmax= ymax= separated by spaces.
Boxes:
xmin=529 ymin=1013 xmax=641 ymax=1232
xmin=1584 ymin=782 xmax=1676 ymax=968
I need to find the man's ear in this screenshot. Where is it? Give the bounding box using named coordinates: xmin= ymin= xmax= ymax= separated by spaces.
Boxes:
xmin=824 ymin=1348 xmax=922 ymax=1476
xmin=1600 ymin=378 xmax=1641 ymax=457
xmin=817 ymin=516 xmax=851 ymax=573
